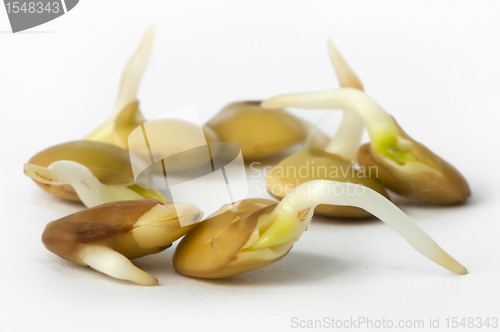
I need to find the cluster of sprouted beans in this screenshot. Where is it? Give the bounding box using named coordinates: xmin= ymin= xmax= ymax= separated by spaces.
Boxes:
xmin=24 ymin=26 xmax=470 ymax=285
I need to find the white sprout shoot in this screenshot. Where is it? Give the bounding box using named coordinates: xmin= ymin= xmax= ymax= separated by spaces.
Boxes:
xmin=262 ymin=88 xmax=408 ymax=162
xmin=80 ymin=245 xmax=159 ymax=286
xmin=24 ymin=161 xmax=144 ymax=207
xmin=323 ymin=40 xmax=365 ymax=162
xmin=250 ymin=180 xmax=467 ymax=275
xmin=85 ymin=25 xmax=155 ymax=145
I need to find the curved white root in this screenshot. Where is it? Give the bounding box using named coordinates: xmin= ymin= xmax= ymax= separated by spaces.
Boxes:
xmin=80 ymin=245 xmax=158 ymax=286
xmin=24 ymin=161 xmax=143 ymax=207
xmin=262 ymin=88 xmax=399 ymax=143
xmin=251 ymin=180 xmax=467 ymax=275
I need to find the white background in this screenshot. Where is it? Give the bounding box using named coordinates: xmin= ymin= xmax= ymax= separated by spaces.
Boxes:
xmin=1 ymin=1 xmax=499 ymax=331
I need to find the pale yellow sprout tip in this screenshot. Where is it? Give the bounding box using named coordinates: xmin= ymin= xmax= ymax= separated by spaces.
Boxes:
xmin=326 ymin=39 xmax=364 ymax=91
xmin=260 ymin=99 xmax=280 ymax=110
xmin=326 ymin=39 xmax=340 ymax=62
xmin=142 ymin=24 xmax=156 ymax=49
xmin=439 ymin=254 xmax=468 ymax=275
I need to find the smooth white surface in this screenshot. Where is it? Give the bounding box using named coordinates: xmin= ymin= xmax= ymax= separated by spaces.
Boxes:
xmin=1 ymin=1 xmax=499 ymax=331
